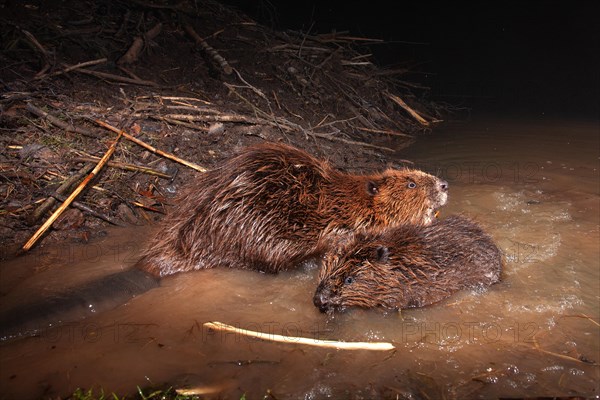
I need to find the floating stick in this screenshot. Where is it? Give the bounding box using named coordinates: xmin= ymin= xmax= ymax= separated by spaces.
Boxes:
xmin=203 ymin=321 xmax=395 ymax=351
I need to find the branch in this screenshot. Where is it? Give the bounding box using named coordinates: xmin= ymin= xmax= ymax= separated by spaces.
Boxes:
xmin=51 ymin=193 xmax=126 ymax=227
xmin=26 ymin=102 xmax=99 ymax=138
xmin=71 ymin=156 xmax=173 ymax=179
xmin=184 ymin=25 xmax=233 ymax=75
xmin=385 ymin=92 xmax=429 ymax=126
xmin=118 ymin=22 xmax=163 ymax=65
xmin=35 ymin=58 xmax=108 ymax=81
xmin=26 ymin=163 xmax=94 ymax=225
xmin=93 ymin=119 xmax=207 ymax=172
xmin=75 ymin=68 xmax=158 ymax=86
xmin=204 ymin=321 xmax=395 ymax=351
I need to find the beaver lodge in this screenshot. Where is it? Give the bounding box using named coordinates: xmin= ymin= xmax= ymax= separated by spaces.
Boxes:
xmin=0 ymin=0 xmax=447 ymax=255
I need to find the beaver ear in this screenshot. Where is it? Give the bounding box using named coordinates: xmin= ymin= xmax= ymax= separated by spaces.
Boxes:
xmin=376 ymin=246 xmax=390 ymax=262
xmin=367 ymin=181 xmax=379 ymax=196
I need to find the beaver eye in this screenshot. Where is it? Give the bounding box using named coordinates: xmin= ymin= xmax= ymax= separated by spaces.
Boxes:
xmin=344 ymin=276 xmax=355 ymax=285
xmin=407 ymin=181 xmax=417 ymax=189
xmin=376 ymin=246 xmax=390 ymax=262
xmin=367 ymin=181 xmax=379 ymax=195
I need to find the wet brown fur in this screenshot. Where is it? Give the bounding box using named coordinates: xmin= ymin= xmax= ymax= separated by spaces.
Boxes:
xmin=137 ymin=142 xmax=448 ymax=277
xmin=314 ymin=215 xmax=502 ymax=312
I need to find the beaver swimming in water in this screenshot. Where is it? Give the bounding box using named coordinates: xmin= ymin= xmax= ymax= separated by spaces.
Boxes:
xmin=1 ymin=142 xmax=447 ymax=340
xmin=313 ymin=215 xmax=502 ymax=313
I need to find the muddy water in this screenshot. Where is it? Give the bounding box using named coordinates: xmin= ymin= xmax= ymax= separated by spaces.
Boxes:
xmin=0 ymin=118 xmax=598 ymax=399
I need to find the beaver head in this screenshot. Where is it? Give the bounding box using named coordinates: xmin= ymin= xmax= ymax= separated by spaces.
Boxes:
xmin=314 ymin=238 xmax=411 ymax=313
xmin=368 ymin=169 xmax=448 ymax=227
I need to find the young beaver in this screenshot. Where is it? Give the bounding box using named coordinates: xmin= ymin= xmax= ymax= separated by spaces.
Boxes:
xmin=1 ymin=142 xmax=447 ymax=340
xmin=313 ymin=215 xmax=502 ymax=313
xmin=137 ymin=142 xmax=448 ymax=277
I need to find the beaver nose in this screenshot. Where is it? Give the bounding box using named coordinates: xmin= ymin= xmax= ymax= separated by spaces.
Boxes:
xmin=313 ymin=285 xmax=331 ymax=313
xmin=438 ymin=180 xmax=448 ymax=192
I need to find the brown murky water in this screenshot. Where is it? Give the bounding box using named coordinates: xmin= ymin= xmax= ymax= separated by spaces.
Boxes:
xmin=1 ymin=118 xmax=598 ymax=399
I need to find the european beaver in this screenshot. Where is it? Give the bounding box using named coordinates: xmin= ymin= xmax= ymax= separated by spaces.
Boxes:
xmin=1 ymin=142 xmax=447 ymax=340
xmin=313 ymin=215 xmax=502 ymax=313
xmin=137 ymin=142 xmax=448 ymax=276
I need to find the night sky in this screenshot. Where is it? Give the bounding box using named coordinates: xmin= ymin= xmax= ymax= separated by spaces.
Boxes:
xmin=224 ymin=1 xmax=599 ymax=119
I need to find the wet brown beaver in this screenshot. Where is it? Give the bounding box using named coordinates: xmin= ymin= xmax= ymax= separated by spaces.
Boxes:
xmin=1 ymin=142 xmax=447 ymax=340
xmin=313 ymin=215 xmax=502 ymax=313
xmin=137 ymin=141 xmax=448 ymax=276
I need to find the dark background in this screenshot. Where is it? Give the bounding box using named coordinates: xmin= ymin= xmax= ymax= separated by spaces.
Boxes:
xmin=223 ymin=1 xmax=599 ymax=119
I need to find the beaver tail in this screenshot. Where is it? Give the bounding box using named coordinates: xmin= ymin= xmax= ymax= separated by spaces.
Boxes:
xmin=0 ymin=268 xmax=160 ymax=342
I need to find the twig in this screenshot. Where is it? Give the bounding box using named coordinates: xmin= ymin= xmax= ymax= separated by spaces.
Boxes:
xmin=71 ymin=156 xmax=173 ymax=179
xmin=156 ymin=116 xmax=210 ymax=131
xmin=149 ymin=95 xmax=212 ymax=105
xmin=35 ymin=58 xmax=108 ymax=80
xmin=51 ymin=193 xmax=126 ymax=227
xmin=117 ymin=65 xmax=143 ymax=80
xmin=521 ymin=325 xmax=599 ymax=366
xmin=26 ymin=102 xmax=99 ymax=138
xmin=22 ymin=132 xmax=124 ymax=252
xmin=297 ymin=21 xmax=315 ymax=59
xmin=232 ymin=68 xmax=268 ymax=100
xmin=311 ymin=131 xmax=395 ymax=153
xmin=223 ymin=84 xmax=301 ymax=131
xmin=558 ymin=314 xmax=600 ymax=327
xmin=21 ymin=30 xmax=51 ymax=59
xmin=385 ymin=92 xmax=430 ymax=126
xmin=26 ymin=163 xmax=94 ymax=225
xmin=75 ymin=68 xmax=158 ymax=86
xmin=356 ymin=126 xmax=414 ymax=138
xmin=93 ymin=119 xmax=207 ymax=172
xmin=316 ymin=48 xmax=341 ymax=69
xmin=118 ymin=22 xmax=163 ymax=65
xmin=21 ymin=29 xmax=51 ymax=77
xmin=184 ymin=24 xmax=232 ymax=75
xmin=176 ymin=384 xmax=231 ymax=397
xmin=130 ymin=201 xmax=164 ymax=213
xmin=313 ymin=116 xmax=357 ymax=130
xmin=272 ymin=90 xmax=281 ymax=109
xmin=340 ymin=61 xmax=372 ymax=66
xmin=163 ymin=105 xmax=221 ymax=114
xmin=525 ymin=342 xmax=599 ymax=366
xmin=204 ymin=321 xmax=395 ymax=351
xmin=157 ymin=113 xmax=275 ymax=126
xmin=268 ymin=44 xmax=331 ymax=53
